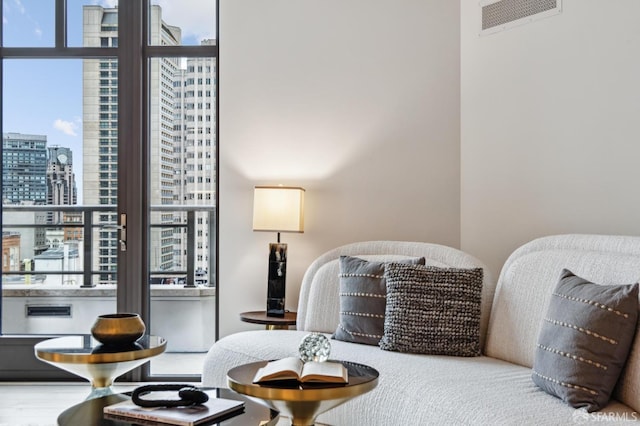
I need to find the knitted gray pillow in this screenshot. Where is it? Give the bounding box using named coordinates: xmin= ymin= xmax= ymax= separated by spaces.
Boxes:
xmin=380 ymin=263 xmax=483 ymax=356
xmin=332 ymin=255 xmax=425 ymax=345
xmin=532 ymin=269 xmax=639 ymax=412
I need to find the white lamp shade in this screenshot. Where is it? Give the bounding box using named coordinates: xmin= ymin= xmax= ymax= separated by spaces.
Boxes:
xmin=253 ymin=186 xmax=305 ymax=233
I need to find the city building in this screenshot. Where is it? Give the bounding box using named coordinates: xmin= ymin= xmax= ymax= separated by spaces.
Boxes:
xmin=2 ymin=232 xmax=20 ymax=273
xmin=2 ymin=133 xmax=47 ymax=205
xmin=82 ymin=7 xmax=215 ymax=284
xmin=46 ymin=146 xmax=77 ymax=225
xmin=33 ymin=244 xmax=81 ymax=286
xmin=172 ymin=39 xmax=217 ymax=280
xmin=2 ymin=133 xmax=49 ymax=261
xmin=82 ymin=5 xmax=182 ymax=283
xmin=2 ymin=209 xmax=48 ymax=261
xmin=62 ymin=212 xmax=83 ymax=242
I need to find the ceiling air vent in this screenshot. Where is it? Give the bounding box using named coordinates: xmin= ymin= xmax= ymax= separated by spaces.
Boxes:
xmin=480 ymin=0 xmax=561 ymax=35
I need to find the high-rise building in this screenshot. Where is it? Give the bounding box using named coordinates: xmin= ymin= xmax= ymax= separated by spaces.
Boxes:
xmin=148 ymin=6 xmax=183 ymax=275
xmin=82 ymin=6 xmax=119 ymax=284
xmin=2 ymin=133 xmax=47 ymax=205
xmin=82 ymin=5 xmax=181 ymax=283
xmin=173 ymin=39 xmax=217 ymax=280
xmin=47 ymin=146 xmax=77 ymax=224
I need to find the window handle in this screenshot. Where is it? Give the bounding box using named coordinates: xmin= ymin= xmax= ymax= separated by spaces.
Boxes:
xmin=118 ymin=213 xmax=127 ymax=252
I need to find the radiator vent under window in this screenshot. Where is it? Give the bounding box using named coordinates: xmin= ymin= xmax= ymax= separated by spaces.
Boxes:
xmin=481 ymin=0 xmax=561 ymax=34
xmin=26 ymin=305 xmax=72 ymax=317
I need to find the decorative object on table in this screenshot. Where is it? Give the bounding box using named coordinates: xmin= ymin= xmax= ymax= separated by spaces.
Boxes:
xmin=90 ymin=313 xmax=146 ymax=346
xmin=57 ymin=389 xmax=277 ymax=426
xmin=132 ymin=384 xmax=209 ymax=407
xmin=253 ymin=356 xmax=347 ymax=384
xmin=104 ymin=389 xmax=245 ymax=426
xmin=298 ymin=332 xmax=331 ymax=362
xmin=253 ymin=185 xmax=305 ymax=317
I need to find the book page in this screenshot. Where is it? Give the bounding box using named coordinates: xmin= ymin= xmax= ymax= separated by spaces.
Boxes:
xmin=300 ymin=361 xmax=348 ymax=383
xmin=253 ymin=357 xmax=304 ymax=382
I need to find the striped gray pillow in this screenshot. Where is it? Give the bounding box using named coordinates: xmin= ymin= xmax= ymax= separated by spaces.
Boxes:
xmin=332 ymin=256 xmax=425 ymax=345
xmin=380 ymin=263 xmax=483 ymax=356
xmin=532 ymin=269 xmax=639 ymax=412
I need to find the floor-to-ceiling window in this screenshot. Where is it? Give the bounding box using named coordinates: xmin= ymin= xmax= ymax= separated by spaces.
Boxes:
xmin=0 ymin=0 xmax=217 ymax=381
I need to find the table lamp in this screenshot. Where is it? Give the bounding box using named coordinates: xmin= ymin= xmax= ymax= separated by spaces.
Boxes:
xmin=253 ymin=185 xmax=305 ymax=317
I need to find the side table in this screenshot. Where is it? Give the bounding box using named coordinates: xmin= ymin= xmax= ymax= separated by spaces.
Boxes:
xmin=35 ymin=335 xmax=166 ymax=399
xmin=240 ymin=310 xmax=297 ymax=330
xmin=227 ymin=360 xmax=379 ymax=426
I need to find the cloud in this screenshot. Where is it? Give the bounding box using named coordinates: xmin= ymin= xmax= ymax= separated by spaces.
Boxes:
xmin=155 ymin=0 xmax=216 ymax=43
xmin=13 ymin=0 xmax=25 ymax=14
xmin=54 ymin=119 xmax=79 ymax=137
xmin=5 ymin=0 xmax=43 ymax=39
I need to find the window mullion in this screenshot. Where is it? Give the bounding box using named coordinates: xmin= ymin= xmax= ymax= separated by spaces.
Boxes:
xmin=55 ymin=0 xmax=67 ymax=48
xmin=117 ymin=0 xmax=148 ymax=321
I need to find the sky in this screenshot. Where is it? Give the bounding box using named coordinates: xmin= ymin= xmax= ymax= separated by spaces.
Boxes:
xmin=1 ymin=0 xmax=216 ymax=201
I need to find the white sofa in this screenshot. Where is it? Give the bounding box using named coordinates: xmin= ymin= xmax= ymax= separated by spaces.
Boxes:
xmin=203 ymin=235 xmax=640 ymax=425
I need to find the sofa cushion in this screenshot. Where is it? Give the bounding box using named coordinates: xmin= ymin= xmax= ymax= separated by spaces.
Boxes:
xmin=380 ymin=263 xmax=484 ymax=356
xmin=332 ymin=255 xmax=425 ymax=345
xmin=532 ymin=269 xmax=639 ymax=412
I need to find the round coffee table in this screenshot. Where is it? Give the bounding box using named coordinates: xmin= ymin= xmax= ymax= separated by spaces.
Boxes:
xmin=227 ymin=360 xmax=379 ymax=426
xmin=57 ymin=388 xmax=279 ymax=426
xmin=35 ymin=335 xmax=166 ymax=399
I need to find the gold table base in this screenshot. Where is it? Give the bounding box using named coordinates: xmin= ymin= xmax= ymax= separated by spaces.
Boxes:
xmin=35 ymin=335 xmax=166 ymax=399
xmin=228 ymin=360 xmax=378 ymax=426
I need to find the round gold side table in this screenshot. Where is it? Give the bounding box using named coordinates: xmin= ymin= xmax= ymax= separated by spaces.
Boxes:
xmin=227 ymin=360 xmax=378 ymax=426
xmin=34 ymin=334 xmax=166 ymax=400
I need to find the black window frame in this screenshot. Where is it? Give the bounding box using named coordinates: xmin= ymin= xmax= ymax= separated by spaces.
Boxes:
xmin=0 ymin=0 xmax=219 ymax=383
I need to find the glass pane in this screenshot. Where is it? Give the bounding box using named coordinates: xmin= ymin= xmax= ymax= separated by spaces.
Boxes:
xmin=149 ymin=0 xmax=215 ymax=46
xmin=148 ymin=55 xmax=217 ymax=376
xmin=2 ymin=59 xmax=118 ymax=335
xmin=2 ymin=0 xmax=55 ymax=47
xmin=68 ymin=0 xmax=120 ymax=48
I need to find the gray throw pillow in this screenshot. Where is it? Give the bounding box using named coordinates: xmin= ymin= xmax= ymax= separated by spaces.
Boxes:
xmin=532 ymin=269 xmax=639 ymax=412
xmin=380 ymin=263 xmax=483 ymax=356
xmin=332 ymin=255 xmax=425 ymax=345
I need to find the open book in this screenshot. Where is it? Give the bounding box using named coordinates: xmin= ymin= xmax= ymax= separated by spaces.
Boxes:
xmin=253 ymin=357 xmax=348 ymax=384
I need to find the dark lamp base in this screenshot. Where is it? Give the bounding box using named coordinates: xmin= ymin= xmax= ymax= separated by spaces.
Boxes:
xmin=266 ymin=242 xmax=287 ymax=318
xmin=266 ymin=297 xmax=285 ymax=317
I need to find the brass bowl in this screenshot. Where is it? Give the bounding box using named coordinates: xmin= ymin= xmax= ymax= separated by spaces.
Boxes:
xmin=91 ymin=313 xmax=146 ymax=346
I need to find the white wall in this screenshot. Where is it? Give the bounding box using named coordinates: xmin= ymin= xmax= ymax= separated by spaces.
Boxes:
xmin=219 ymin=0 xmax=461 ymax=337
xmin=461 ymin=0 xmax=640 ymax=278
